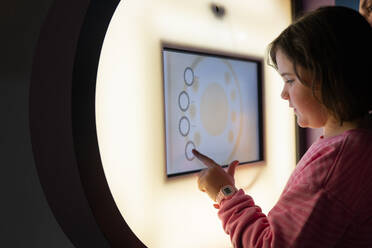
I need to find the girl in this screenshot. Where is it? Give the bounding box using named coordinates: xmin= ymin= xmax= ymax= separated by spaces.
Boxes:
xmin=359 ymin=0 xmax=372 ymax=26
xmin=193 ymin=6 xmax=372 ymax=248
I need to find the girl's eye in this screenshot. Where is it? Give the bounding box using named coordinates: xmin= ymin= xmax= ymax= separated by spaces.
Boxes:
xmin=285 ymin=79 xmax=294 ymax=84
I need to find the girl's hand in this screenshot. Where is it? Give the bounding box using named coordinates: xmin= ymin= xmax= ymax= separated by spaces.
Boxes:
xmin=193 ymin=149 xmax=239 ymax=202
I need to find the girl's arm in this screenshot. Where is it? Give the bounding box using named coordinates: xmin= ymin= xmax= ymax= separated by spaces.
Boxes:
xmin=218 ymin=184 xmax=352 ymax=248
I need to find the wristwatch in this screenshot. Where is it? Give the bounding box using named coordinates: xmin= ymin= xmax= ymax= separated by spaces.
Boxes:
xmin=216 ymin=185 xmax=238 ymax=205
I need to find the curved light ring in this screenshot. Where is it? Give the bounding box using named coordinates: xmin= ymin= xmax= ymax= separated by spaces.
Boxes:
xmin=96 ymin=0 xmax=295 ymax=247
xmin=30 ymin=0 xmax=145 ymax=247
xmin=30 ymin=0 xmax=295 ymax=247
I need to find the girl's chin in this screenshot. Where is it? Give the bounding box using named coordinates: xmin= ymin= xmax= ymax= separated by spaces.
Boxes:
xmin=297 ymin=122 xmax=308 ymax=128
xmin=296 ymin=116 xmax=309 ymax=128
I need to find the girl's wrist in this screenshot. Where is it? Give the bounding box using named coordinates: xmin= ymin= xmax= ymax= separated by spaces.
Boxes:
xmin=215 ymin=185 xmax=238 ymax=205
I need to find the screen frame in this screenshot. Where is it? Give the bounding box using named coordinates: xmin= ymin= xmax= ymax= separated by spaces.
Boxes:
xmin=161 ymin=45 xmax=264 ymax=177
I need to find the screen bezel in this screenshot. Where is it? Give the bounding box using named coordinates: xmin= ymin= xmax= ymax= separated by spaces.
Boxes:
xmin=161 ymin=45 xmax=264 ymax=177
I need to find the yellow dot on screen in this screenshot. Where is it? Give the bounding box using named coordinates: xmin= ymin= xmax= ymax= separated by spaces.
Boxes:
xmin=228 ymin=130 xmax=234 ymax=143
xmin=189 ymin=103 xmax=196 ymax=120
xmin=194 ymin=132 xmax=201 ymax=146
xmin=192 ymin=77 xmax=199 ymax=92
xmin=231 ymin=111 xmax=236 ymax=122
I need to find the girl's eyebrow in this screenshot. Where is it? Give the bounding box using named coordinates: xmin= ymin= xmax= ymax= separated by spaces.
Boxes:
xmin=280 ymin=72 xmax=294 ymax=76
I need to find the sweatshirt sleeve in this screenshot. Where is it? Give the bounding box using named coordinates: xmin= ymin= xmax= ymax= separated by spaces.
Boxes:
xmin=218 ymin=185 xmax=353 ymax=248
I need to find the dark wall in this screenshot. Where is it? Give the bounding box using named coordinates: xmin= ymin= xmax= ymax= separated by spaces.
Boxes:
xmin=335 ymin=0 xmax=359 ymax=10
xmin=0 ymin=0 xmax=75 ymax=247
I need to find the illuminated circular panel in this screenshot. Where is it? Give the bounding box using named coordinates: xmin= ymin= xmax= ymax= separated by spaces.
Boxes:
xmin=96 ymin=0 xmax=294 ymax=247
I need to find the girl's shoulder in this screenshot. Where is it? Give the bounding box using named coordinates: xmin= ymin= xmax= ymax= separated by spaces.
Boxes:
xmin=294 ymin=127 xmax=372 ymax=189
xmin=324 ymin=128 xmax=372 ymax=211
xmin=316 ymin=126 xmax=372 ymax=149
xmin=339 ymin=127 xmax=372 ymax=147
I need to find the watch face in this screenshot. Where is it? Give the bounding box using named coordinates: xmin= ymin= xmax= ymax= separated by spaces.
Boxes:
xmin=222 ymin=186 xmax=234 ymax=196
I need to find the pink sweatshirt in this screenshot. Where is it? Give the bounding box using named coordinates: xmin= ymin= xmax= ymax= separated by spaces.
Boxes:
xmin=218 ymin=128 xmax=372 ymax=248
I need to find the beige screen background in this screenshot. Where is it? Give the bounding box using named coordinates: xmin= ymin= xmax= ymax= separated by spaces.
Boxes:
xmin=96 ymin=0 xmax=295 ymax=247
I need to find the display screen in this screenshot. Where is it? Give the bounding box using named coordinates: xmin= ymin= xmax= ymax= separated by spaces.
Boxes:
xmin=162 ymin=47 xmax=263 ymax=177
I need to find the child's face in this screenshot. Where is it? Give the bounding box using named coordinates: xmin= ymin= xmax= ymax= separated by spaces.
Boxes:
xmin=359 ymin=0 xmax=372 ymax=27
xmin=276 ymin=49 xmax=329 ymax=128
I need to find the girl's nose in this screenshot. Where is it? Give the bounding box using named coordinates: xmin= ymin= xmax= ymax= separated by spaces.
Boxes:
xmin=281 ymin=85 xmax=289 ymax=100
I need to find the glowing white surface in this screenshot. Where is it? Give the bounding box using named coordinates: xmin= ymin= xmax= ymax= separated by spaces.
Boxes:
xmin=96 ymin=0 xmax=294 ymax=247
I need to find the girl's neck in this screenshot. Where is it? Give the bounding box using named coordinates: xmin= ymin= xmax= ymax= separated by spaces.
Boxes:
xmin=323 ymin=116 xmax=372 ymax=138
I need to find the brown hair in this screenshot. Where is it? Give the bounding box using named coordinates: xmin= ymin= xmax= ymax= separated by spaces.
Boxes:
xmin=268 ymin=6 xmax=372 ymax=123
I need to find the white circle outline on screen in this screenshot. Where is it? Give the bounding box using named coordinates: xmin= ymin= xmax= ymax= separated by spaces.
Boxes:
xmin=184 ymin=67 xmax=194 ymax=86
xmin=178 ymin=90 xmax=190 ymax=112
xmin=179 ymin=116 xmax=190 ymax=136
xmin=185 ymin=141 xmax=196 ymax=161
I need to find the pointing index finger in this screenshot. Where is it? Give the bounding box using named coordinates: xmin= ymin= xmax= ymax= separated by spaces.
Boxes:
xmin=192 ymin=149 xmax=218 ymax=168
